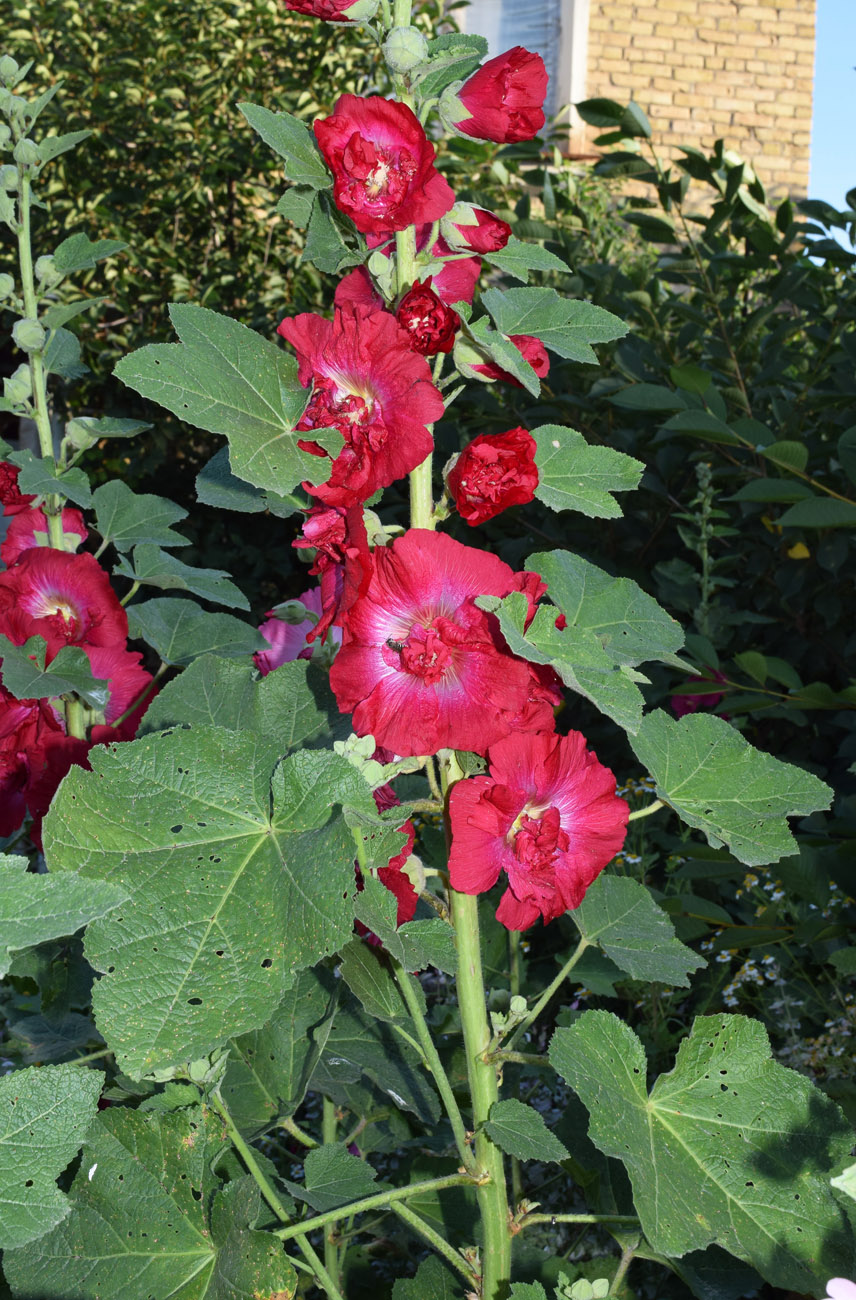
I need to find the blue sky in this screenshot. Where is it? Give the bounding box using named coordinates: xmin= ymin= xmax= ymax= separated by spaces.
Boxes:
xmin=810 ymin=0 xmax=856 ymax=209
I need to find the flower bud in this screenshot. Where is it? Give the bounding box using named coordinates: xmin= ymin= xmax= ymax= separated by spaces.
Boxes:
xmin=64 ymin=418 xmax=101 ymax=451
xmin=0 ymin=163 xmax=18 ymax=189
xmin=35 ymin=253 xmax=62 ymax=287
xmin=382 ymin=26 xmax=429 ymax=75
xmin=0 ymin=56 xmax=19 ymax=85
xmin=440 ymin=47 xmax=548 ymax=144
xmin=440 ymin=201 xmax=512 ymax=254
xmin=4 ymin=363 xmax=32 ymax=404
xmin=0 ymin=271 xmax=14 ymax=298
xmin=12 ymin=137 xmax=40 ymax=167
xmin=452 ymin=334 xmax=495 ymax=383
xmin=12 ymin=316 xmax=46 ymax=352
xmin=0 ymin=123 xmax=11 ymax=146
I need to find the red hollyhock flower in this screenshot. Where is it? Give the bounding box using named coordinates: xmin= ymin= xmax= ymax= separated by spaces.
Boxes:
xmin=0 ymin=746 xmax=31 ymax=836
xmin=292 ymin=502 xmax=371 ymax=643
xmin=448 ymin=428 xmax=539 ymax=526
xmin=471 ymin=334 xmax=550 ymax=388
xmin=330 ymin=529 xmax=558 ymax=757
xmin=286 ymin=0 xmax=377 ymax=19
xmin=0 ymin=549 xmax=127 ymax=656
xmin=314 ymin=94 xmax=454 ymax=236
xmin=448 ymin=730 xmax=628 ymax=930
xmin=278 ymin=304 xmax=442 ymax=508
xmin=0 ymin=506 xmax=88 ymax=567
xmin=0 ymin=462 xmax=34 ymax=516
xmin=441 ymin=204 xmax=511 ymax=254
xmin=448 ymin=48 xmax=548 ymax=144
xmin=396 ymin=278 xmax=461 ymax=356
xmin=341 ymin=227 xmax=482 ymax=309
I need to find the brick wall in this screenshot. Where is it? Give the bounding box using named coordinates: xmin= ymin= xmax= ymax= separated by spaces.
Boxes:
xmin=583 ymin=0 xmax=816 ymax=197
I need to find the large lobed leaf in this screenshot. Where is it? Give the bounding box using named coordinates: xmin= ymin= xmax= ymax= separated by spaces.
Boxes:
xmin=550 ymin=1012 xmax=855 ymax=1293
xmin=630 ymin=711 xmax=832 ymax=866
xmin=42 ymin=720 xmax=377 ymax=1078
xmin=3 ymin=1106 xmax=297 ymax=1299
xmin=114 ymin=304 xmax=342 ymax=498
xmin=572 ymin=874 xmax=705 ymax=987
xmin=0 ymin=1063 xmax=103 ymax=1250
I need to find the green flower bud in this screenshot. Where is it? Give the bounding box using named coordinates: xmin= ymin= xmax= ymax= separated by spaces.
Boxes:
xmin=0 ymin=163 xmax=18 ymax=189
xmin=340 ymin=0 xmax=380 ymax=20
xmin=64 ymin=417 xmax=101 ymax=451
xmin=452 ymin=333 xmax=494 ymax=383
xmin=12 ymin=137 xmax=40 ymax=167
xmin=12 ymin=316 xmax=46 ymax=352
xmin=0 ymin=56 xmax=19 ymax=85
xmin=0 ymin=271 xmax=14 ymax=298
xmin=35 ymin=253 xmax=62 ymax=287
xmin=0 ymin=123 xmax=11 ymax=146
xmin=382 ymin=25 xmax=429 ymax=75
xmin=4 ymin=362 xmax=32 ymax=405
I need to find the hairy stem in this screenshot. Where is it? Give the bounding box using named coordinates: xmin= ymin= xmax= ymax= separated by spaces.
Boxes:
xmin=390 ymin=1202 xmax=479 ymax=1286
xmin=281 ymin=1116 xmax=318 ymax=1149
xmin=274 ymin=1173 xmax=478 ymax=1242
xmin=627 ymin=799 xmax=664 ymax=822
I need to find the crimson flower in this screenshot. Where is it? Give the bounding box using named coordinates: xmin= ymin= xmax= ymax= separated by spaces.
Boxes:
xmin=396 ymin=278 xmax=461 ymax=356
xmin=0 ymin=462 xmax=34 ymax=516
xmin=448 ymin=428 xmax=539 ymax=526
xmin=445 ymin=48 xmax=548 ymax=143
xmin=441 ymin=204 xmax=511 ymax=254
xmin=285 ymin=0 xmax=378 ymax=18
xmin=330 ymin=529 xmax=559 ymax=757
xmin=278 ymin=303 xmax=442 ymax=508
xmin=448 ymin=730 xmax=628 ymax=930
xmin=337 ymin=226 xmax=482 ymax=310
xmin=314 ymin=94 xmax=454 ymax=236
xmin=292 ymin=503 xmax=371 ymax=643
xmin=0 ymin=506 xmax=88 ymax=567
xmin=471 ymin=333 xmax=550 ymax=388
xmin=0 ymin=549 xmax=127 ymax=656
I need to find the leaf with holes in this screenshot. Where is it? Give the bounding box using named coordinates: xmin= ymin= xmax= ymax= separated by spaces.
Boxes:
xmin=41 ymin=727 xmax=378 ymax=1077
xmin=532 ymin=424 xmax=643 ymax=518
xmin=630 ymin=711 xmax=832 ymax=866
xmin=114 ymin=304 xmax=342 ymax=497
xmin=572 ymin=874 xmax=705 ymax=987
xmin=3 ymin=1106 xmax=297 ymax=1299
xmin=0 ymin=1063 xmax=103 ymax=1249
xmin=549 ymin=1012 xmax=854 ymax=1293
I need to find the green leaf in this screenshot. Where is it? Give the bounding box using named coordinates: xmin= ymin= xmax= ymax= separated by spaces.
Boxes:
xmin=3 ymin=1106 xmax=297 ymax=1299
xmin=413 ymin=32 xmax=488 ymax=99
xmin=126 ymin=597 xmax=266 ymax=665
xmin=733 ymin=650 xmax=767 ymax=685
xmin=532 ymin=423 xmax=643 ymax=518
xmin=572 ymin=874 xmax=705 ymax=987
xmin=353 ymin=875 xmax=457 ymax=974
xmin=276 ymin=187 xmax=315 ymax=225
xmin=660 ymin=411 xmax=741 ymax=445
xmin=44 ymin=326 xmax=88 ymax=380
xmin=114 ymin=545 xmax=249 ymax=610
xmin=574 ymin=98 xmax=626 ymax=129
xmin=238 ymin=102 xmax=330 ymax=189
xmin=729 ymin=479 xmax=813 ymax=504
xmin=92 ymin=478 xmax=189 ymax=551
xmin=468 ymin=316 xmax=541 ymax=395
xmin=485 ymin=1099 xmax=570 ymax=1163
xmin=297 ymin=1143 xmax=382 ymax=1212
xmin=393 ymin=1255 xmax=466 ymax=1299
xmin=301 ymin=191 xmax=362 ymax=274
xmin=624 ymin=210 xmax=677 ymax=243
xmin=222 ymin=967 xmax=339 ymax=1137
xmin=0 ymin=636 xmax=110 ymax=710
xmin=42 ymin=727 xmax=363 ymax=1076
xmin=115 ymin=304 xmax=342 ymax=497
xmin=837 ymin=427 xmax=856 ymax=486
xmin=0 ymin=1063 xmax=103 ymax=1249
xmin=41 ymin=297 xmax=103 ymax=330
xmin=37 ymin=129 xmax=92 ymax=164
xmin=65 ymin=415 xmax=151 ymax=440
xmin=9 ymin=450 xmax=91 ymax=507
xmin=550 ymin=1012 xmax=854 ymax=1293
xmin=831 ymin=1160 xmax=856 ymax=1204
xmin=195 ymin=446 xmax=304 ymax=517
xmin=629 ymin=710 xmax=832 ymax=865
xmin=339 ymin=939 xmax=408 ymax=1023
xmin=670 ymin=363 xmax=712 ymax=395
xmin=485 ymin=236 xmax=571 ymax=283
xmin=778 ymin=497 xmax=856 ymax=528
xmin=608 ymin=383 xmax=687 ymax=412
xmin=761 ymin=440 xmax=809 ymax=473
xmin=482 ymin=287 xmax=627 ymax=363
xmin=828 ymin=947 xmax=856 ymax=976
xmin=53 ymin=233 xmax=127 ymax=275
xmin=0 ymin=856 xmax=113 ymax=979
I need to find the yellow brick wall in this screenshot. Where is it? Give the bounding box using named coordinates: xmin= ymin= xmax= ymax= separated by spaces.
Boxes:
xmin=583 ymin=0 xmax=816 ymax=198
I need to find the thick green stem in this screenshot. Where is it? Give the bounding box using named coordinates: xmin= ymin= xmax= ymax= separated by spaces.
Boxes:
xmin=392 ymin=0 xmax=412 ymax=27
xmin=294 ymin=1235 xmax=347 ymax=1300
xmin=627 ymin=800 xmax=664 ymax=822
xmin=394 ymin=965 xmax=476 ymax=1171
xmin=390 ymin=1202 xmax=479 ymax=1286
xmin=64 ymin=697 xmax=89 ymax=742
xmin=504 ymin=937 xmax=590 ymax=1053
xmin=15 ymin=171 xmax=63 ymax=549
xmin=281 ymin=1116 xmax=318 ymax=1149
xmin=274 ymin=1173 xmax=478 ymax=1242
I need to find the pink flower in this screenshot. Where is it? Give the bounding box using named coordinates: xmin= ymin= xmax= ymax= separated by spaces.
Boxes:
xmin=445 ymin=48 xmax=548 ymax=144
xmin=448 ymin=428 xmax=539 ymax=526
xmin=670 ymin=668 xmax=728 ymax=718
xmin=0 ymin=549 xmax=128 ymax=656
xmin=470 ymin=334 xmax=550 ymax=388
xmin=448 ymin=731 xmax=628 ymax=930
xmin=278 ymin=303 xmax=442 ymax=508
xmin=396 ymin=278 xmax=461 ymax=356
xmin=292 ymin=504 xmax=371 ymax=644
xmin=314 ymin=95 xmax=454 ymax=236
xmin=255 ymin=586 xmax=344 ymax=673
xmin=330 ymin=529 xmax=559 ymax=757
xmin=0 ymin=506 xmax=88 ymax=567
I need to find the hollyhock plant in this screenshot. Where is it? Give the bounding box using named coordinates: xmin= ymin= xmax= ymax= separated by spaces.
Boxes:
xmin=292 ymin=503 xmax=371 ymax=644
xmin=396 ymin=278 xmax=461 ymax=356
xmin=442 ymin=47 xmax=548 ymax=144
xmin=467 ymin=333 xmax=551 ymax=388
xmin=339 ymin=225 xmax=483 ymax=310
xmin=255 ymin=586 xmax=344 ymax=673
xmin=0 ymin=505 xmax=88 ymax=567
xmin=314 ymin=94 xmax=454 ymax=236
xmin=0 ymin=461 xmax=34 ymax=516
xmin=329 ymin=529 xmax=559 ymax=757
xmin=448 ymin=428 xmax=539 ymax=526
xmin=285 ymin=0 xmax=378 ymax=19
xmin=448 ymin=730 xmax=628 ymax=929
xmin=278 ymin=303 xmax=443 ymax=508
xmin=440 ymin=203 xmax=512 ymax=255
xmin=0 ymin=548 xmax=128 ymax=655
